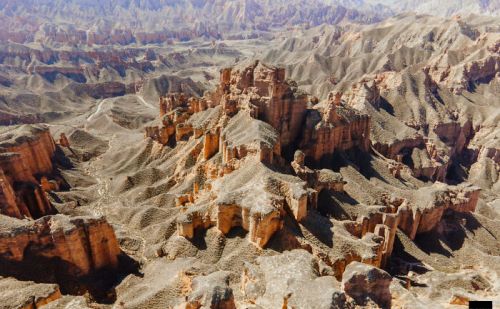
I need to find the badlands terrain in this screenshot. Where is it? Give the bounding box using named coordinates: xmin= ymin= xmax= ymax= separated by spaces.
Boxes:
xmin=0 ymin=1 xmax=499 ymax=308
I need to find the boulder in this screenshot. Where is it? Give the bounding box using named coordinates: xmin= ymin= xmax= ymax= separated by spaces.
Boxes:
xmin=342 ymin=261 xmax=392 ymax=308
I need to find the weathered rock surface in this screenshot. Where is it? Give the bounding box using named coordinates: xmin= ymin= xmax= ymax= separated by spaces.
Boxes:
xmin=299 ymin=91 xmax=371 ymax=166
xmin=176 ymin=159 xmax=308 ymax=247
xmin=0 ymin=214 xmax=121 ymax=277
xmin=177 ymin=271 xmax=235 ymax=309
xmin=0 ymin=276 xmax=62 ymax=309
xmin=342 ymin=261 xmax=392 ymax=308
xmin=395 ymin=182 xmax=481 ymax=238
xmin=242 ymin=250 xmax=347 ymax=309
xmin=0 ymin=125 xmax=57 ymax=219
xmin=1 ymin=5 xmax=498 ymax=309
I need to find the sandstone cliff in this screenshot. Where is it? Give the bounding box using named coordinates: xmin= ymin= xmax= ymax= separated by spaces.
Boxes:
xmin=0 ymin=125 xmax=57 ymax=219
xmin=0 ymin=214 xmax=121 ymax=277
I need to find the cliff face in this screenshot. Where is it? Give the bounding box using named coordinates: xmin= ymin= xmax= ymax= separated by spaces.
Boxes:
xmin=223 ymin=62 xmax=309 ymax=149
xmin=371 ymin=183 xmax=481 ymax=241
xmin=0 ymin=215 xmax=121 ymax=277
xmin=299 ymin=92 xmax=371 ymax=165
xmin=0 ymin=125 xmax=123 ymax=279
xmin=0 ymin=125 xmax=57 ymax=219
xmin=0 ymin=125 xmax=55 ymax=182
xmin=0 ymin=125 xmax=126 ymax=307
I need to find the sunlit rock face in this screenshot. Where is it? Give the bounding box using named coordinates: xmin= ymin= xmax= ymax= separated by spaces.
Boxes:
xmin=0 ymin=215 xmax=121 ymax=277
xmin=0 ymin=124 xmax=124 ymax=307
xmin=0 ymin=125 xmax=56 ymax=219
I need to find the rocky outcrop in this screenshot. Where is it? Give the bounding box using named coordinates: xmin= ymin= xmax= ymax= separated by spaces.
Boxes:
xmin=59 ymin=133 xmax=70 ymax=148
xmin=0 ymin=276 xmax=62 ymax=309
xmin=146 ymin=61 xmax=370 ymax=165
xmin=0 ymin=125 xmax=56 ymax=181
xmin=372 ymin=135 xmax=425 ymax=161
xmin=299 ymin=91 xmax=371 ymax=165
xmin=342 ymin=262 xmax=392 ymax=308
xmin=437 ymin=55 xmax=500 ymax=94
xmin=176 ymin=271 xmax=235 ymax=309
xmin=242 ymin=250 xmax=348 ymax=309
xmin=0 ymin=169 xmax=20 ymax=219
xmin=0 ymin=214 xmax=121 ymax=277
xmin=292 ymin=150 xmax=346 ymax=193
xmin=220 ymin=111 xmax=281 ymax=165
xmin=345 ymin=80 xmax=381 ymax=110
xmin=143 ymin=62 xmax=368 ymax=248
xmin=228 ymin=62 xmax=308 ymax=149
xmin=0 ymin=125 xmax=57 ymax=219
xmin=342 ymin=207 xmax=400 ymax=268
xmin=291 ymin=149 xmax=346 ymax=213
xmin=337 ymin=182 xmax=480 ymax=270
xmin=403 ymin=183 xmax=480 ymax=235
xmin=373 ymin=120 xmax=475 ymax=182
xmin=146 ymin=94 xmax=213 ymax=146
xmin=176 ymin=160 xmax=308 ymax=247
xmin=377 ymin=183 xmax=481 ymax=240
xmin=147 ymin=61 xmax=481 ymax=262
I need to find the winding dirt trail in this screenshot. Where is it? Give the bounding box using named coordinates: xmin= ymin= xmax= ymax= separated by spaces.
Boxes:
xmin=87 ymin=98 xmax=111 ymax=121
xmin=136 ymin=94 xmax=156 ymax=109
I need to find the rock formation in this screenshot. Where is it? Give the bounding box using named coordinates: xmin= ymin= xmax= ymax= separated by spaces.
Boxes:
xmin=1 ymin=5 xmax=498 ymax=308
xmin=144 ymin=61 xmax=483 ymax=264
xmin=0 ymin=214 xmax=122 ymax=277
xmin=144 ymin=61 xmax=373 ymax=248
xmin=396 ymin=182 xmax=481 ymax=237
xmin=0 ymin=124 xmax=125 ymax=308
xmin=342 ymin=261 xmax=392 ymax=308
xmin=130 ymin=59 xmax=489 ymax=308
xmin=0 ymin=276 xmax=62 ymax=309
xmin=241 ymin=250 xmax=348 ymax=308
xmin=299 ymin=91 xmax=371 ymax=166
xmin=0 ymin=125 xmax=57 ymax=219
xmin=176 ymin=271 xmax=235 ymax=309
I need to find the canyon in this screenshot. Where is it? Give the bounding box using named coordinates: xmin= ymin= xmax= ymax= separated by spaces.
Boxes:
xmin=0 ymin=124 xmax=129 ymax=304
xmin=0 ymin=1 xmax=499 ymax=308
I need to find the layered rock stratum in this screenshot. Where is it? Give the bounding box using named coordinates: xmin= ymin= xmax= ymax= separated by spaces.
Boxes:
xmin=0 ymin=2 xmax=499 ymax=308
xmin=0 ymin=124 xmax=129 ymax=304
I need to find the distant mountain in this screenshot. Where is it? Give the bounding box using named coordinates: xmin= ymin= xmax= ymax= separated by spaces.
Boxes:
xmin=359 ymin=0 xmax=500 ymax=16
xmin=0 ymin=0 xmax=390 ymax=45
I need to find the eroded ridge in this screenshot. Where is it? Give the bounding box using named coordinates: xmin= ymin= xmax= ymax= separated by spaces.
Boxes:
xmin=144 ymin=60 xmax=481 ymax=276
xmin=144 ymin=61 xmax=372 ymax=249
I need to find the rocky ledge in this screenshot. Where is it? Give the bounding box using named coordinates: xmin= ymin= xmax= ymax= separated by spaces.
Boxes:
xmin=0 ymin=214 xmax=121 ymax=278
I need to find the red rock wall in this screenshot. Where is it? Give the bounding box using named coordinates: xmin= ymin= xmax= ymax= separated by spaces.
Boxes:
xmin=0 ymin=215 xmax=121 ymax=277
xmin=0 ymin=126 xmax=57 ymax=219
xmin=299 ymin=109 xmax=371 ymax=163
